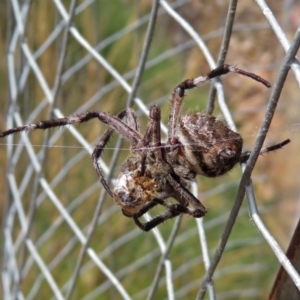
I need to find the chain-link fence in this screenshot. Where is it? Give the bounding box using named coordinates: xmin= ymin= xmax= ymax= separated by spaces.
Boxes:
xmin=2 ymin=1 xmax=300 ymax=299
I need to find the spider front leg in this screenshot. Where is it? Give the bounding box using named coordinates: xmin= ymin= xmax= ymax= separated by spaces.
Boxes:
xmin=92 ymin=108 xmax=140 ymax=197
xmin=0 ymin=111 xmax=102 ymax=138
xmin=145 ymin=105 xmax=164 ymax=161
xmin=0 ymin=110 xmax=142 ymax=144
xmin=125 ymin=104 xmax=173 ymax=193
xmin=132 ymin=104 xmax=165 ymax=175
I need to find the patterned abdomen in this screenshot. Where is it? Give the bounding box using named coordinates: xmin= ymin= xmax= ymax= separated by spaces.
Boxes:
xmin=176 ymin=113 xmax=243 ymax=177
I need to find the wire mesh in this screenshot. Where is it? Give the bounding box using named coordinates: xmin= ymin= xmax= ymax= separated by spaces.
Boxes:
xmin=2 ymin=1 xmax=300 ymax=299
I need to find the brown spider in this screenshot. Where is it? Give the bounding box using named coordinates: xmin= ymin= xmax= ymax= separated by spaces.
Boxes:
xmin=1 ymin=64 xmax=290 ymax=231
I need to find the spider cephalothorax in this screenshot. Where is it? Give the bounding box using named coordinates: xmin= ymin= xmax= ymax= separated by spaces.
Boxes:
xmin=1 ymin=64 xmax=290 ymax=231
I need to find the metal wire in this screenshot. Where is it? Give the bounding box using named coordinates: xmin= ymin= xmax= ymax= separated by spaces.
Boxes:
xmin=2 ymin=1 xmax=300 ymax=299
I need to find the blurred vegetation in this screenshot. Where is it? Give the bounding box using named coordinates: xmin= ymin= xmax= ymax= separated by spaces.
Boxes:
xmin=1 ymin=1 xmax=300 ymax=299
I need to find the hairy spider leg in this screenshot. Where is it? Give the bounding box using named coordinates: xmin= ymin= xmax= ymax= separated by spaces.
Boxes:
xmin=167 ymin=174 xmax=207 ymax=216
xmin=133 ymin=206 xmax=180 ymax=231
xmin=132 ymin=197 xmax=205 ymax=231
xmin=239 ymin=139 xmax=291 ymax=163
xmin=131 ymin=105 xmax=163 ymax=175
xmin=206 ymin=64 xmax=271 ymax=88
xmin=92 ymin=108 xmax=142 ymax=197
xmin=92 ymin=109 xmax=128 ymax=197
xmin=140 ymin=104 xmax=163 ymax=160
xmin=129 ymin=184 xmax=207 ymax=231
xmin=92 ymin=127 xmax=116 ymax=197
xmin=0 ymin=110 xmax=142 ymax=144
xmin=168 ymin=64 xmax=271 ymax=143
xmin=133 ymin=206 xmax=181 ymax=231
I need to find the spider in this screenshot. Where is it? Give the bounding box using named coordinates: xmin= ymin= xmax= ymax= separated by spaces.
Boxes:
xmin=1 ymin=64 xmax=290 ymax=231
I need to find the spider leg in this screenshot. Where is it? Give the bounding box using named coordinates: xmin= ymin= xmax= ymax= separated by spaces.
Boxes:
xmin=177 ymin=64 xmax=271 ymax=93
xmin=201 ymin=64 xmax=271 ymax=88
xmin=125 ymin=107 xmax=140 ymax=131
xmin=92 ymin=108 xmax=140 ymax=197
xmin=154 ymin=198 xmax=205 ymax=217
xmin=133 ymin=209 xmax=181 ymax=232
xmin=167 ymin=174 xmax=207 ymax=217
xmin=0 ymin=111 xmax=142 ymax=146
xmin=131 ymin=197 xmax=204 ymax=232
xmin=133 ymin=105 xmax=164 ymax=175
xmin=123 ymin=200 xmax=159 ymax=218
xmin=92 ymin=127 xmax=116 ymax=197
xmin=0 ymin=111 xmax=102 ymax=138
xmin=121 ymin=198 xmax=179 ymax=232
xmin=168 ymin=64 xmax=271 ymax=142
xmin=147 ymin=105 xmax=163 ymax=161
xmin=140 ymin=105 xmax=161 ymax=144
xmin=239 ymin=139 xmax=290 ymax=163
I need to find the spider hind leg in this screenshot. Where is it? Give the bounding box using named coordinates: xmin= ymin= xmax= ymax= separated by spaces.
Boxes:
xmin=131 ymin=198 xmax=204 ymax=232
xmin=240 ymin=139 xmax=290 ymax=163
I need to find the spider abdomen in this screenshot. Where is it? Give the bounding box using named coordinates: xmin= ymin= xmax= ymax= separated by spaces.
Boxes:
xmin=175 ymin=113 xmax=243 ymax=177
